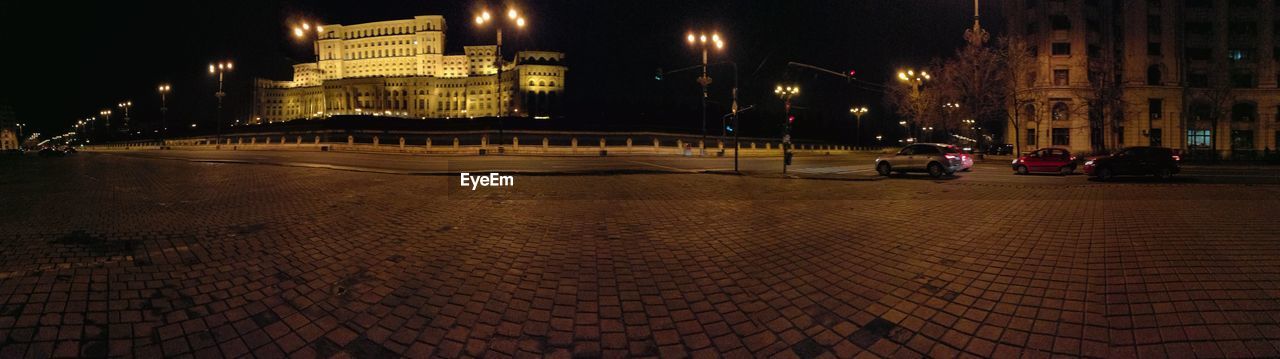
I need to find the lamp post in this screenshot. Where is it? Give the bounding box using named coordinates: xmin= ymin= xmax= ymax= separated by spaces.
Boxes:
xmin=292 ymin=21 xmax=325 ymax=62
xmin=849 ymin=106 xmax=868 ymax=148
xmin=117 ymin=101 xmax=133 ymax=134
xmin=158 ymin=84 xmax=171 ymax=148
xmin=210 ymin=60 xmax=233 ymax=149
xmin=100 ymin=109 xmax=112 ymax=130
xmin=476 ymin=7 xmax=526 ymax=154
xmin=896 ymin=68 xmax=930 ymax=141
xmin=687 ymin=31 xmax=725 ymax=154
xmin=775 ymin=84 xmax=799 ymax=174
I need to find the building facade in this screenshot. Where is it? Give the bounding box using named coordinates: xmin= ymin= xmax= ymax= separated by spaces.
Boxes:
xmin=253 ymin=15 xmax=566 ymax=123
xmin=1004 ymin=0 xmax=1280 ymax=157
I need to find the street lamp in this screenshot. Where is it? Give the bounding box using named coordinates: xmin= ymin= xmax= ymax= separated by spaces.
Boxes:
xmin=476 ymin=6 xmax=527 ymax=154
xmin=775 ymin=84 xmax=799 ymax=173
xmin=210 ymin=60 xmax=233 ymax=149
xmin=100 ymin=109 xmax=112 ymax=129
xmin=117 ymin=101 xmax=133 ymax=133
xmin=158 ymin=84 xmax=171 ymax=148
xmin=897 ymin=68 xmax=930 ymax=140
xmin=687 ymin=30 xmax=725 ymax=154
xmin=292 ymin=20 xmax=325 ymax=62
xmin=849 ymin=106 xmax=868 ymax=148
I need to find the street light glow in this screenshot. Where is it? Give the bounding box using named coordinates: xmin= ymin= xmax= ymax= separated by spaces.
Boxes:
xmin=687 ymin=34 xmax=695 ymax=43
xmin=699 ymin=34 xmax=707 ymax=43
xmin=482 ymin=11 xmax=491 ymax=21
xmin=294 ymin=27 xmax=304 ymax=37
xmin=301 ymin=23 xmax=310 ymax=30
xmin=475 ymin=16 xmax=484 ymax=24
xmin=516 ymin=17 xmax=525 ymax=27
xmin=508 ymin=9 xmax=518 ymax=19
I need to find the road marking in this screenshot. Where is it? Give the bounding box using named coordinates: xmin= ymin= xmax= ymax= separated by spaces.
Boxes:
xmin=789 ymin=165 xmax=874 ymax=175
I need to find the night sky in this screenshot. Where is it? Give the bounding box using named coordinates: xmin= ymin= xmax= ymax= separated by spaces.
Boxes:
xmin=1 ymin=1 xmax=1002 ymax=141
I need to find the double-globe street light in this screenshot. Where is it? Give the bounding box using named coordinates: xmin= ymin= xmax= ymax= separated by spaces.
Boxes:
xmin=476 ymin=6 xmax=527 ymax=154
xmin=686 ymin=31 xmax=724 ymax=154
xmin=158 ymin=84 xmax=171 ymax=148
xmin=775 ymin=84 xmax=799 ymax=173
xmin=209 ymin=60 xmax=233 ymax=148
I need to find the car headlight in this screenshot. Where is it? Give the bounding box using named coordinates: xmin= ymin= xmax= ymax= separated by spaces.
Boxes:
xmin=1085 ymin=160 xmax=1094 ymax=166
xmin=1011 ymin=159 xmax=1019 ymax=165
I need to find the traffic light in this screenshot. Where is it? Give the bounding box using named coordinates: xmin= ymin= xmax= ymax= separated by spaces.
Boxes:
xmin=725 ymin=124 xmax=734 ymax=134
xmin=848 ymin=70 xmax=857 ymax=77
xmin=654 ymin=68 xmax=664 ymax=81
xmin=788 ymin=115 xmax=795 ymax=124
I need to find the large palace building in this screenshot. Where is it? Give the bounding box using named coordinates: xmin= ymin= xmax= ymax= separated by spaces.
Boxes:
xmin=1004 ymin=0 xmax=1280 ymax=157
xmin=252 ymin=15 xmax=566 ymax=123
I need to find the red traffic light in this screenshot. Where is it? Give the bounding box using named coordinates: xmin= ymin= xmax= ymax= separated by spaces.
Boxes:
xmin=788 ymin=115 xmax=795 ymax=123
xmin=848 ymin=70 xmax=857 ymax=77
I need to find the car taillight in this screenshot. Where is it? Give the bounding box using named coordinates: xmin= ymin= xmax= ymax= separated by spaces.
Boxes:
xmin=945 ymin=154 xmax=959 ymax=162
xmin=1172 ymin=155 xmax=1180 ymax=162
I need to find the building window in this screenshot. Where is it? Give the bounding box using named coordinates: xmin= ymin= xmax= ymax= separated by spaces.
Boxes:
xmin=1149 ymin=0 xmax=1162 ymax=8
xmin=1148 ymin=15 xmax=1162 ymax=36
xmin=1052 ymin=128 xmax=1070 ymax=146
xmin=1051 ymin=16 xmax=1071 ymax=30
xmin=1188 ymin=73 xmax=1209 ymax=87
xmin=1229 ymin=22 xmax=1258 ymax=38
xmin=1185 ymin=22 xmax=1213 ymax=36
xmin=1187 ymin=130 xmax=1212 ymax=148
xmin=1027 ymin=129 xmax=1038 ymax=146
xmin=1052 ymin=102 xmax=1070 ymax=121
xmin=1117 ymin=127 xmax=1125 ymax=144
xmin=1230 ymin=0 xmax=1258 ymax=8
xmin=1026 ymin=22 xmax=1038 ymax=35
xmin=1148 ymin=43 xmax=1162 ymax=56
xmin=1185 ymin=47 xmax=1211 ymax=61
xmin=1052 ymin=42 xmax=1071 ymax=55
xmin=1232 ymin=103 xmax=1256 ymax=122
xmin=1231 ymin=70 xmax=1257 ymax=88
xmin=1053 ymin=70 xmax=1069 ymax=86
xmin=1185 ymin=0 xmax=1212 ymax=8
xmin=1146 ymin=65 xmax=1162 ymax=85
xmin=1228 ymin=48 xmax=1257 ymax=63
xmin=1231 ymin=130 xmax=1254 ymax=149
xmin=1149 ymin=128 xmax=1163 ymax=146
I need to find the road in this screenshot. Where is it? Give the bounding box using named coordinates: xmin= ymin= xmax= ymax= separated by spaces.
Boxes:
xmin=104 ymin=149 xmax=1280 ymax=185
xmin=2 ymin=151 xmax=1280 ymax=358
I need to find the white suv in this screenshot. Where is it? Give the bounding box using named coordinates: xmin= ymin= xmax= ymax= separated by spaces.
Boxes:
xmin=875 ymin=143 xmax=966 ymax=178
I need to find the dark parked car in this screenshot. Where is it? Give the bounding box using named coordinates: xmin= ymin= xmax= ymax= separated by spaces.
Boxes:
xmin=1083 ymin=146 xmax=1181 ymax=180
xmin=1012 ymin=147 xmax=1077 ymax=175
xmin=986 ymin=144 xmax=1014 ymax=155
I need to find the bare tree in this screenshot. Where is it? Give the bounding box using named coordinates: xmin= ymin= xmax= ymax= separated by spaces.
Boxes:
xmin=1187 ymin=63 xmax=1236 ymax=157
xmin=937 ymin=39 xmax=1007 ymax=138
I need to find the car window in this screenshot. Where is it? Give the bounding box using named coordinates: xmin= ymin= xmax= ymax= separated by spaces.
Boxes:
xmin=915 ymin=146 xmax=939 ymax=154
xmin=898 ymin=146 xmax=915 ymax=155
xmin=939 ymin=146 xmax=960 ymax=154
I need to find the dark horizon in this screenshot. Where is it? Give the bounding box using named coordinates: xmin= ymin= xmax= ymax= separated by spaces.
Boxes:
xmin=1 ymin=1 xmax=1002 ymax=141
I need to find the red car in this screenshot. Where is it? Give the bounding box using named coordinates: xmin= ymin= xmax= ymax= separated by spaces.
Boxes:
xmin=1011 ymin=148 xmax=1077 ymax=175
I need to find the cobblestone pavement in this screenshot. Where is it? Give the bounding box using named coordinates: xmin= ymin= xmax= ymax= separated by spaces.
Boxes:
xmin=2 ymin=154 xmax=1280 ymax=358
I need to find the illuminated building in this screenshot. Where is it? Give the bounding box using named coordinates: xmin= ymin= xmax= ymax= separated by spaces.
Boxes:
xmin=1005 ymin=0 xmax=1280 ymax=156
xmin=253 ymin=15 xmax=566 ymax=123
